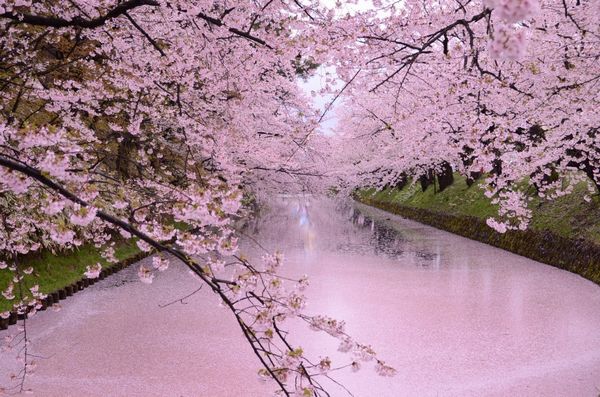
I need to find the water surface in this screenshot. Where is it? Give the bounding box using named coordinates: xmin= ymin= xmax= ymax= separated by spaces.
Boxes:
xmin=1 ymin=198 xmax=599 ymax=396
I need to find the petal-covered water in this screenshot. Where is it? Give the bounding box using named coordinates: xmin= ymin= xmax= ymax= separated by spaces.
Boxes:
xmin=2 ymin=197 xmax=600 ymax=396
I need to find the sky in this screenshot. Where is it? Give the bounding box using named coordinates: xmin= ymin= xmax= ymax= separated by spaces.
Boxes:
xmin=297 ymin=66 xmax=341 ymax=136
xmin=296 ymin=0 xmax=375 ymax=135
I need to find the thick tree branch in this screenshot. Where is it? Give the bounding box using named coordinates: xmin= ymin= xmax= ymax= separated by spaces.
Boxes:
xmin=0 ymin=155 xmax=218 ymax=287
xmin=0 ymin=0 xmax=159 ymax=29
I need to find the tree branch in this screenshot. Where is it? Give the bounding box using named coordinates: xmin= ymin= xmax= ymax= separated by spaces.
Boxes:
xmin=124 ymin=11 xmax=165 ymax=56
xmin=1 ymin=0 xmax=159 ymax=29
xmin=0 ymin=155 xmax=298 ymax=395
xmin=197 ymin=12 xmax=273 ymax=49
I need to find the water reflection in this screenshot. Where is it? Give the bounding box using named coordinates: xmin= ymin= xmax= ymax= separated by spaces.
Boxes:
xmin=244 ymin=197 xmax=600 ymax=397
xmin=3 ymin=196 xmax=599 ymax=397
xmin=339 ymin=200 xmax=438 ymax=266
xmin=259 ymin=196 xmax=442 ymax=268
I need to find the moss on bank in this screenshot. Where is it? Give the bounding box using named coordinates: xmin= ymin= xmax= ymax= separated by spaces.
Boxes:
xmin=356 ymin=175 xmax=600 ymax=286
xmin=0 ymin=240 xmax=141 ymax=312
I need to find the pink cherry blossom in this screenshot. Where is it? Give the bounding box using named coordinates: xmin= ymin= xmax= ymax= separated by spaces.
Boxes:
xmin=69 ymin=205 xmax=97 ymax=227
xmin=84 ymin=264 xmax=102 ymax=279
xmin=1 ymin=0 xmax=594 ymax=394
xmin=137 ymin=265 xmax=154 ymax=284
xmin=152 ymin=256 xmax=169 ymax=272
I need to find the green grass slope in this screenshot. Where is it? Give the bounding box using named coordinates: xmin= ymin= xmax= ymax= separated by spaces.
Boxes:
xmin=0 ymin=240 xmax=140 ymax=312
xmin=358 ymin=174 xmax=600 ymax=245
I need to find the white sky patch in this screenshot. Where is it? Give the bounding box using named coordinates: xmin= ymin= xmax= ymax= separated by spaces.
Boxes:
xmin=298 ymin=65 xmax=344 ymax=136
xmin=320 ymin=0 xmax=375 ymax=16
xmin=297 ymin=1 xmax=377 ymax=136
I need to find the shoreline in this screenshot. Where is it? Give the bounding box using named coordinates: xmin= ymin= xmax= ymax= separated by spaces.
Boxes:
xmin=0 ymin=250 xmax=153 ymax=331
xmin=355 ymin=196 xmax=600 ymax=287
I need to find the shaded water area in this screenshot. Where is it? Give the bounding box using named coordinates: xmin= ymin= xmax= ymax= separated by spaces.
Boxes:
xmin=2 ymin=197 xmax=600 ymax=396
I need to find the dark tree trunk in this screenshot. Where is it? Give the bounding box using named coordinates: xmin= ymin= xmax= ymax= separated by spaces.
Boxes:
xmin=466 ymin=172 xmax=482 ymax=187
xmin=395 ymin=173 xmax=408 ymax=190
xmin=437 ymin=162 xmax=454 ymax=192
xmin=419 ymin=170 xmax=435 ymax=192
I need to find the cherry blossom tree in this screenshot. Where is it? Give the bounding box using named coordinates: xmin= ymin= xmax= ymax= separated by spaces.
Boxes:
xmin=0 ymin=1 xmax=393 ymax=395
xmin=2 ymin=0 xmax=599 ymax=394
xmin=324 ymin=0 xmax=600 ymax=232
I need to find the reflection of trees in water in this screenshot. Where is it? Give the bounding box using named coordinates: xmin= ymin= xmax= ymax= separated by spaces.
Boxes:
xmin=241 ymin=195 xmax=320 ymax=252
xmin=242 ymin=197 xmax=441 ymax=267
xmin=347 ymin=209 xmax=406 ymax=259
xmin=349 ymin=206 xmax=440 ymax=267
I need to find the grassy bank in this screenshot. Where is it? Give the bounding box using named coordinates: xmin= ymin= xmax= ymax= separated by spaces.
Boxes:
xmin=0 ymin=241 xmax=141 ymax=312
xmin=359 ymin=175 xmax=600 ymax=244
xmin=356 ymin=175 xmax=600 ymax=285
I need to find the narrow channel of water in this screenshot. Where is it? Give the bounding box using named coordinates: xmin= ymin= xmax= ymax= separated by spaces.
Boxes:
xmin=1 ymin=197 xmax=599 ymax=396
